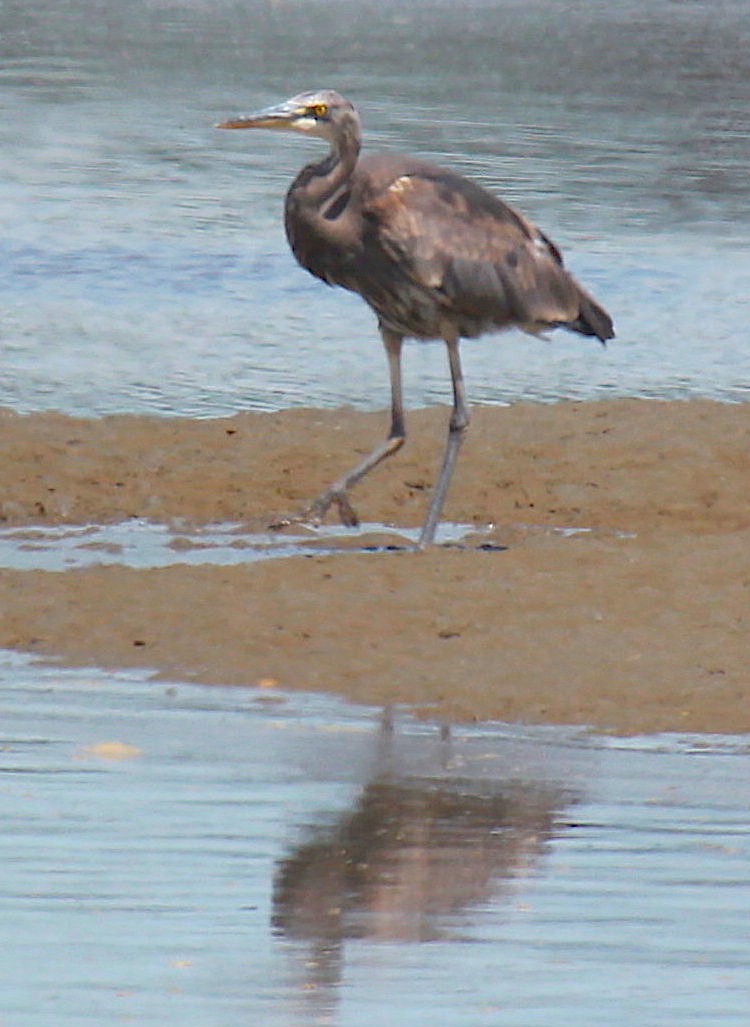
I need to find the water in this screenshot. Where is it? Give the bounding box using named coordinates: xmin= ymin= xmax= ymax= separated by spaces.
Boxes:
xmin=1 ymin=650 xmax=749 ymax=1026
xmin=2 ymin=0 xmax=749 ymax=417
xmin=0 ymin=519 xmax=491 ymax=570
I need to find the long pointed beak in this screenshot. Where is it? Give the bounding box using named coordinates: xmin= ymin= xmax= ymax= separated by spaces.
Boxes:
xmin=216 ymin=98 xmax=300 ymax=131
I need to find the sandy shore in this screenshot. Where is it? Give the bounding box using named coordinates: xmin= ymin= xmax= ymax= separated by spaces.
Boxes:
xmin=1 ymin=399 xmax=749 ymax=734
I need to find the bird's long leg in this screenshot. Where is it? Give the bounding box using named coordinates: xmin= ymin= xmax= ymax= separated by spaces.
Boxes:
xmin=418 ymin=334 xmax=469 ymax=549
xmin=301 ymin=329 xmax=406 ymax=527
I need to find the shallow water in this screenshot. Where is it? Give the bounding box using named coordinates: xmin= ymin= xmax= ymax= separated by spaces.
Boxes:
xmin=2 ymin=0 xmax=750 ymax=417
xmin=0 ymin=519 xmax=498 ymax=570
xmin=2 ymin=650 xmax=749 ymax=1026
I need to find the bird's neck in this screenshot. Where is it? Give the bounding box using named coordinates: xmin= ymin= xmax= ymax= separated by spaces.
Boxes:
xmin=292 ymin=127 xmax=360 ymax=209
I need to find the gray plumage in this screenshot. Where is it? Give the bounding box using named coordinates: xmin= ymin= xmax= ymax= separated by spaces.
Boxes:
xmin=218 ymin=90 xmax=614 ymax=547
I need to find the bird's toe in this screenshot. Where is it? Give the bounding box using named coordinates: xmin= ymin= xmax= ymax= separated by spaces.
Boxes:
xmin=334 ymin=493 xmax=359 ymax=528
xmin=301 ymin=489 xmax=360 ymax=529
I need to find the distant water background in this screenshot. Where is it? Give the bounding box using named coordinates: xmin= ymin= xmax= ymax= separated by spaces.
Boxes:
xmin=1 ymin=0 xmax=749 ymax=417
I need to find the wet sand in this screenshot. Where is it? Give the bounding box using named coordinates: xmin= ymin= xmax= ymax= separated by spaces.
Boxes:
xmin=1 ymin=399 xmax=749 ymax=734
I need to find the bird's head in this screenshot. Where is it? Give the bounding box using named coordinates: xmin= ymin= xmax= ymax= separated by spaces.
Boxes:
xmin=217 ymin=89 xmax=360 ymax=144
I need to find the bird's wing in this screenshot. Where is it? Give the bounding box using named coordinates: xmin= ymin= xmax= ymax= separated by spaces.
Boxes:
xmin=364 ymin=169 xmax=582 ymax=328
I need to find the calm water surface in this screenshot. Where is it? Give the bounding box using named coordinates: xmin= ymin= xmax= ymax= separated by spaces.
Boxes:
xmin=1 ymin=0 xmax=749 ymax=415
xmin=2 ymin=651 xmax=750 ymax=1027
xmin=0 ymin=519 xmax=498 ymax=569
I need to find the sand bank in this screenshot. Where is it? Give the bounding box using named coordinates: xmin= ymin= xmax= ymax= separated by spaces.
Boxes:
xmin=1 ymin=399 xmax=748 ymax=734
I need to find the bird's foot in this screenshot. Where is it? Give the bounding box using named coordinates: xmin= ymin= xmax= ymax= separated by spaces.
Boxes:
xmin=305 ymin=488 xmax=360 ymax=528
xmin=267 ymin=489 xmax=359 ymax=532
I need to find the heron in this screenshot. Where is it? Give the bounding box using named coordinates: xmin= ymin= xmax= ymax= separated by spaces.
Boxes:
xmin=218 ymin=90 xmax=614 ymax=549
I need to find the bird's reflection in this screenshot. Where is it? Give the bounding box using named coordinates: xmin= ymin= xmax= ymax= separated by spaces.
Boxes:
xmin=274 ymin=778 xmax=563 ymax=945
xmin=272 ymin=739 xmax=575 ymax=1020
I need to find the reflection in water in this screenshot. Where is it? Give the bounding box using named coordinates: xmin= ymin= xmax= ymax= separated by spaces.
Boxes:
xmin=274 ymin=780 xmax=562 ymax=944
xmin=4 ymin=656 xmax=750 ymax=1026
xmin=273 ymin=728 xmax=573 ymax=1018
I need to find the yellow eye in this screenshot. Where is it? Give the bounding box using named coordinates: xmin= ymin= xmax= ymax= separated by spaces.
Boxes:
xmin=311 ymin=103 xmax=329 ymax=118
